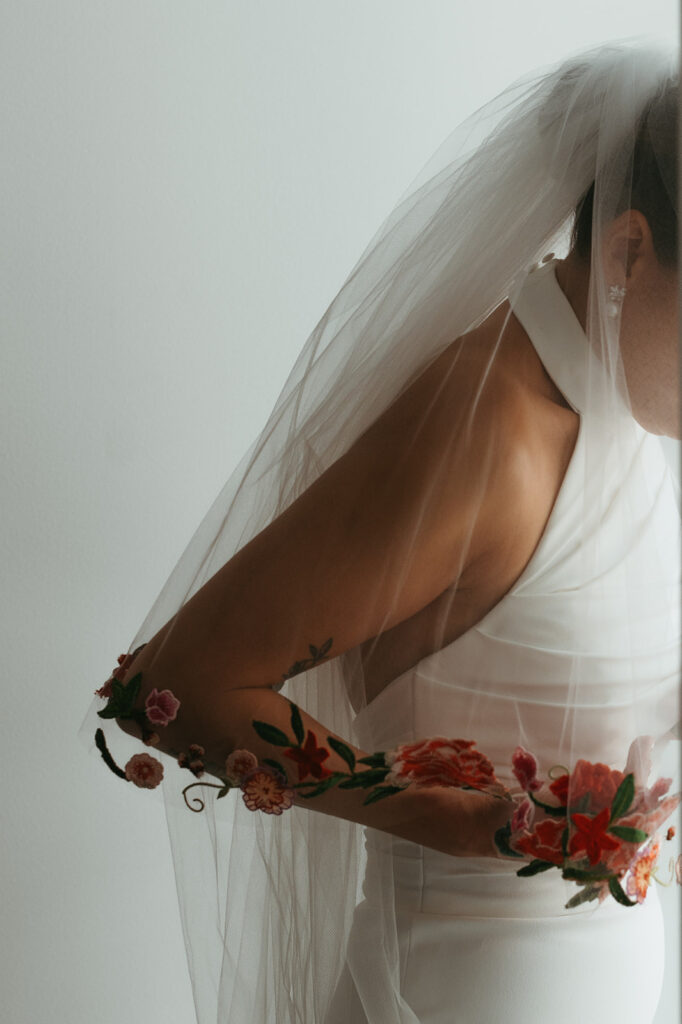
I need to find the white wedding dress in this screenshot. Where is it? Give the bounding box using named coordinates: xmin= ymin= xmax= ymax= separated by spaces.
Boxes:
xmin=324 ymin=259 xmax=681 ymax=1023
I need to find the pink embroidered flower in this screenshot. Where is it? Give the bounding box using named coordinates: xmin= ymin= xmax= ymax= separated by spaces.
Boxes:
xmin=189 ymin=743 xmax=205 ymax=758
xmin=510 ymin=796 xmax=533 ymax=833
xmin=225 ymin=749 xmax=259 ymax=785
xmin=387 ymin=737 xmax=510 ymax=798
xmin=626 ymin=837 xmax=661 ymax=904
xmin=241 ymin=767 xmax=295 ymax=815
xmin=511 ymin=746 xmax=543 ymax=793
xmin=125 ymin=752 xmax=164 ymax=789
xmin=145 ymin=687 xmax=181 ymax=726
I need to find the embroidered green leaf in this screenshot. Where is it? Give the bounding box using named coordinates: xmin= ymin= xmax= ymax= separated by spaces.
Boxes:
xmin=327 ymin=736 xmax=355 ymax=772
xmin=608 ymin=875 xmax=637 ymax=907
xmin=297 ymin=775 xmax=342 ymax=799
xmin=362 ymin=785 xmax=405 ymax=806
xmin=252 ymin=720 xmax=291 ymax=747
xmin=608 ymin=825 xmax=649 ymax=843
xmin=516 ymin=859 xmax=556 ymax=877
xmin=338 ymin=768 xmax=388 ymax=789
xmin=609 ymin=773 xmax=635 ymax=822
xmin=262 ymin=758 xmax=287 ymax=779
xmin=564 ymin=884 xmax=602 ymax=909
xmin=318 ymin=637 xmax=333 ymax=658
xmin=216 ymin=785 xmax=232 ymax=799
xmin=288 ymin=701 xmax=305 ymax=746
xmin=493 ymin=822 xmax=524 ymax=858
xmin=356 ymin=752 xmax=387 ymax=767
xmin=561 ymin=865 xmax=614 ymax=882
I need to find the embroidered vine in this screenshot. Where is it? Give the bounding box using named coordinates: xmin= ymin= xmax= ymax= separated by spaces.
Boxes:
xmin=93 ymin=643 xmax=682 ymax=910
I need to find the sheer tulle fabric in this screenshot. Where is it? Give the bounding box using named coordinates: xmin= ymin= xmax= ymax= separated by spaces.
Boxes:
xmin=78 ymin=35 xmax=680 ymax=1024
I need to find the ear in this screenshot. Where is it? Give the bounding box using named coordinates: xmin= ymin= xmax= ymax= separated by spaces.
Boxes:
xmin=600 ymin=208 xmax=652 ymax=286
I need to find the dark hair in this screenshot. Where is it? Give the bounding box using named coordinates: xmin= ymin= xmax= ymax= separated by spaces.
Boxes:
xmin=571 ymin=77 xmax=678 ymax=266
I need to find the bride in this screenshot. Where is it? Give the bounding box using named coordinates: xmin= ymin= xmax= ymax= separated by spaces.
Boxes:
xmin=81 ymin=36 xmax=680 ymax=1024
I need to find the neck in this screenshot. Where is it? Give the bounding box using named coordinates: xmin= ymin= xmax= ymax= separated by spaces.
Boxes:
xmin=554 ymin=251 xmax=590 ymax=334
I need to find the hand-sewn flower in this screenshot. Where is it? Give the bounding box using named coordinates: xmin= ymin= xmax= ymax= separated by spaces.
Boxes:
xmin=241 ymin=767 xmax=295 ymax=814
xmin=512 ymin=817 xmax=566 ymax=866
xmin=145 ymin=687 xmax=181 ymax=726
xmin=283 ymin=730 xmax=332 ymax=782
xmin=626 ymin=838 xmax=661 ymax=903
xmin=568 ymin=806 xmax=621 ymax=866
xmin=511 ymin=745 xmax=543 ymax=793
xmin=386 ymin=737 xmax=509 ymax=797
xmin=125 ymin=752 xmax=164 ymax=789
xmin=568 ymin=760 xmax=626 ymax=814
xmin=225 ymin=749 xmax=259 ymax=785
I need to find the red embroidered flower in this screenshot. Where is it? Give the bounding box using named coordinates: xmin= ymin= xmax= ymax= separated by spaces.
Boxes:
xmin=145 ymin=687 xmax=181 ymax=727
xmin=513 ymin=817 xmax=566 ymax=866
xmin=568 ymin=806 xmax=621 ymax=866
xmin=125 ymin=752 xmax=164 ymax=789
xmin=241 ymin=767 xmax=295 ymax=815
xmin=666 ymin=826 xmax=676 ymax=841
xmin=387 ymin=737 xmax=508 ymax=797
xmin=511 ymin=746 xmax=543 ymax=793
xmin=95 ymin=678 xmax=114 ymax=699
xmin=626 ymin=838 xmax=661 ymax=904
xmin=284 ymin=730 xmax=332 ymax=782
xmin=548 ymin=772 xmax=570 ymax=806
xmin=224 ymin=749 xmax=259 ymax=785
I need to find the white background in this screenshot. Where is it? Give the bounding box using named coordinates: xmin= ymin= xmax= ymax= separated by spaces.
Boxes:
xmin=2 ymin=2 xmax=679 ymax=1022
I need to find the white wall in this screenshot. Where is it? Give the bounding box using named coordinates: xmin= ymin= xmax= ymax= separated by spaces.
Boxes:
xmin=2 ymin=2 xmax=679 ymax=1022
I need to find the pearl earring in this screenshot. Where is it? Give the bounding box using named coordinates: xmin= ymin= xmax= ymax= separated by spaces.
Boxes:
xmin=606 ymin=283 xmax=626 ymax=319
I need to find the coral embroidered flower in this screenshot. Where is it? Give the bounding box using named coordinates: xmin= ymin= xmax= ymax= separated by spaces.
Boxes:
xmin=145 ymin=687 xmax=181 ymax=726
xmin=388 ymin=737 xmax=509 ymax=797
xmin=241 ymin=767 xmax=295 ymax=815
xmin=511 ymin=746 xmax=543 ymax=793
xmin=568 ymin=806 xmax=621 ymax=866
xmin=224 ymin=749 xmax=259 ymax=785
xmin=569 ymin=760 xmax=626 ymax=814
xmin=666 ymin=826 xmax=675 ymax=841
xmin=626 ymin=838 xmax=661 ymax=904
xmin=284 ymin=730 xmax=332 ymax=782
xmin=513 ymin=817 xmax=566 ymax=866
xmin=125 ymin=752 xmax=164 ymax=789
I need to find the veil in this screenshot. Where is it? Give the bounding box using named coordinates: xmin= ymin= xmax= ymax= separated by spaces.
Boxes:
xmin=77 ymin=34 xmax=680 ymax=1024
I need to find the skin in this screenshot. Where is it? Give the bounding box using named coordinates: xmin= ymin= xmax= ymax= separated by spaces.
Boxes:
xmin=555 ymin=209 xmax=680 ymax=439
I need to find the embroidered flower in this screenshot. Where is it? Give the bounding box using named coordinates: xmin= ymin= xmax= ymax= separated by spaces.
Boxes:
xmin=145 ymin=687 xmax=181 ymax=726
xmin=568 ymin=806 xmax=621 ymax=866
xmin=284 ymin=730 xmax=332 ymax=782
xmin=511 ymin=746 xmax=543 ymax=793
xmin=510 ymin=796 xmax=533 ymax=833
xmin=224 ymin=749 xmax=259 ymax=785
xmin=626 ymin=838 xmax=661 ymax=904
xmin=568 ymin=760 xmax=626 ymax=815
xmin=675 ymin=853 xmax=682 ymax=885
xmin=548 ymin=772 xmax=570 ymax=805
xmin=125 ymin=752 xmax=164 ymax=789
xmin=241 ymin=767 xmax=295 ymax=815
xmin=666 ymin=826 xmax=676 ymax=841
xmin=513 ymin=817 xmax=566 ymax=866
xmin=143 ymin=732 xmax=161 ymax=747
xmin=388 ymin=737 xmax=509 ymax=797
xmin=95 ymin=677 xmax=114 ymax=699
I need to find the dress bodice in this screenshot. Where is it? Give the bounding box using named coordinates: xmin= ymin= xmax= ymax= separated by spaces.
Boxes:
xmin=349 ymin=258 xmax=681 ymax=917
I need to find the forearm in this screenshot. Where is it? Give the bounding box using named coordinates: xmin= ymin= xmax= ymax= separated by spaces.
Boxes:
xmin=179 ymin=686 xmax=514 ymax=858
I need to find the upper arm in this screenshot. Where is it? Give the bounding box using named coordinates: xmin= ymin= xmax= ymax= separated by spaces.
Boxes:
xmin=157 ymin=342 xmax=527 ymax=692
